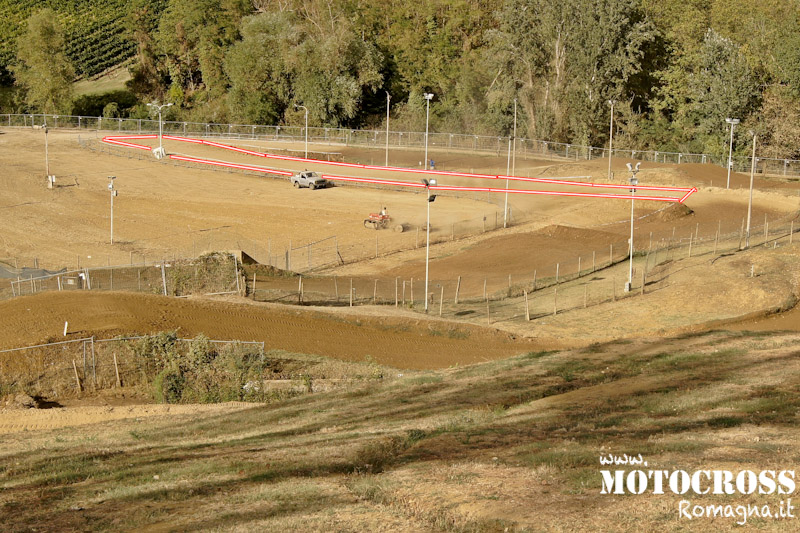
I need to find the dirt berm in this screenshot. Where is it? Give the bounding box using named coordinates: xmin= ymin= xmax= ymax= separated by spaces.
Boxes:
xmin=0 ymin=292 xmax=533 ymax=370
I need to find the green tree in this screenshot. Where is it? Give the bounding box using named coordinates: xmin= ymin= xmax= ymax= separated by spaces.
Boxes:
xmin=13 ymin=9 xmax=74 ymax=113
xmin=125 ymin=0 xmax=168 ymax=99
xmin=155 ymin=0 xmax=251 ymax=105
xmin=225 ymin=4 xmax=383 ymax=127
xmin=686 ymin=29 xmax=760 ymax=150
xmin=224 ymin=12 xmax=294 ymax=123
xmin=495 ymin=0 xmax=656 ymax=144
xmin=286 ymin=3 xmax=383 ymax=126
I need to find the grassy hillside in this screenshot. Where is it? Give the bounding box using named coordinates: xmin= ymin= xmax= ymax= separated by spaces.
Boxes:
xmin=2 ymin=329 xmax=799 ymax=530
xmin=0 ymin=0 xmax=163 ymax=85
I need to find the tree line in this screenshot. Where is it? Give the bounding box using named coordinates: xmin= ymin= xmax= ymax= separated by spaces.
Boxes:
xmin=6 ymin=0 xmax=800 ymax=159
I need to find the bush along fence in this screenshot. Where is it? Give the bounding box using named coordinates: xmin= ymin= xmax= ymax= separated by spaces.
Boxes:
xmin=0 ymin=333 xmax=270 ymax=402
xmin=0 ymin=332 xmax=391 ymax=403
xmin=245 ymin=211 xmax=800 ymax=324
xmin=7 ymin=112 xmax=800 ymax=178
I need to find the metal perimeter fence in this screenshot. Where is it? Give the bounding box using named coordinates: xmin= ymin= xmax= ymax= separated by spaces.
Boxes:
xmin=4 ymin=207 xmax=797 ymax=316
xmin=0 ymin=336 xmax=264 ymax=399
xmin=245 ymin=209 xmax=800 ymax=325
xmin=5 ymin=112 xmax=800 ymax=178
xmin=5 ymin=252 xmax=242 ymax=300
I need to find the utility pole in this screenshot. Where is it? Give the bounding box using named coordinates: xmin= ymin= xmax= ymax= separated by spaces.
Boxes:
xmin=625 ymin=163 xmax=640 ymax=292
xmin=607 ymin=100 xmax=616 ymax=181
xmin=385 ymin=91 xmax=391 ymax=167
xmin=726 ymin=118 xmax=740 ymax=189
xmin=108 ymin=176 xmax=117 ymax=245
xmin=423 ymin=93 xmax=433 ymax=170
xmin=745 ymin=132 xmax=756 ymax=248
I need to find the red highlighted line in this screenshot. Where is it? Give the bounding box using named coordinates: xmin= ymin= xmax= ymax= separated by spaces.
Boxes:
xmin=321 ymin=174 xmax=427 ymax=188
xmin=429 ymin=184 xmax=681 ymax=203
xmin=101 ymin=134 xmax=698 ymax=203
xmin=169 ymin=155 xmax=293 ymax=176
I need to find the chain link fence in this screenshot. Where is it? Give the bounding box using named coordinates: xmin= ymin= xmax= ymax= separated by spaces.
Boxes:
xmin=7 ymin=253 xmax=241 ymax=299
xmin=5 ymin=112 xmax=799 ymax=178
xmin=244 ymin=210 xmax=800 ymax=323
xmin=0 ymin=335 xmax=264 ymax=399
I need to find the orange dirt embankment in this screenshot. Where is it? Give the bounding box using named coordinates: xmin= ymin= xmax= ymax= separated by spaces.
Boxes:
xmin=0 ymin=291 xmax=533 ymax=370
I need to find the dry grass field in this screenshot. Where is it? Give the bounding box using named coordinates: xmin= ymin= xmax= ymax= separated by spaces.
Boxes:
xmin=2 ymin=126 xmax=800 ymax=531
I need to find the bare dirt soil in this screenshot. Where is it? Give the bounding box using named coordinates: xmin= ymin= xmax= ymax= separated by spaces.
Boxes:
xmin=4 ymin=126 xmax=800 ymax=531
xmin=0 ymin=291 xmax=530 ymax=369
xmin=2 ymin=127 xmax=799 ymax=357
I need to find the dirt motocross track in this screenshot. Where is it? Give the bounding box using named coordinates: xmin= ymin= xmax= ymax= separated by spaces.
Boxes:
xmin=2 ymin=128 xmax=800 ymax=365
xmin=0 ymin=291 xmax=529 ymax=369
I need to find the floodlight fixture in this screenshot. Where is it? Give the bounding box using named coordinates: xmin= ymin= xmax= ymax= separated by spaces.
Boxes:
xmin=147 ymin=102 xmax=173 ymax=157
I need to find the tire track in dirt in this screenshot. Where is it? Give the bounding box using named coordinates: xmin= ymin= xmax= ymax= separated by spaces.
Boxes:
xmin=0 ymin=292 xmax=532 ymax=369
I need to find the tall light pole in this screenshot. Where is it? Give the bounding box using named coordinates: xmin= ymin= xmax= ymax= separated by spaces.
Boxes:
xmin=385 ymin=91 xmax=391 ymax=167
xmin=295 ymin=104 xmax=308 ymax=158
xmin=147 ymin=102 xmax=173 ymax=158
xmin=745 ymin=131 xmax=757 ymax=248
xmin=503 ymin=99 xmax=518 ymax=229
xmin=511 ymin=98 xmax=518 ymax=176
xmin=625 ymin=162 xmax=640 ymax=292
xmin=607 ymin=100 xmax=616 ymax=181
xmin=43 ymin=121 xmax=50 ymax=178
xmin=422 ymin=178 xmax=437 ymax=312
xmin=504 ymin=136 xmax=511 ymax=228
xmin=108 ymin=176 xmax=117 ymax=245
xmin=423 ymin=93 xmax=434 ymax=170
xmin=725 ymin=118 xmax=740 ymax=189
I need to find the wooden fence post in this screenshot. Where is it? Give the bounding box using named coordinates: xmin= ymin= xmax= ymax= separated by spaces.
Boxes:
xmin=395 ymin=277 xmax=398 ymax=307
xmin=114 ymin=353 xmax=121 ymax=387
xmin=524 ymin=290 xmax=530 ymax=321
xmin=739 ymin=218 xmax=745 ymax=250
xmin=454 ymin=276 xmax=461 ymax=304
xmin=533 ymin=270 xmax=537 ymax=290
xmin=713 ymin=228 xmax=719 ymax=256
xmin=553 ymin=288 xmax=558 ymax=316
xmin=349 ymin=279 xmax=353 ymax=307
xmin=641 ymin=268 xmax=645 ymax=296
xmin=72 ymin=360 xmax=82 ymax=392
xmin=439 ymin=286 xmax=444 ymax=317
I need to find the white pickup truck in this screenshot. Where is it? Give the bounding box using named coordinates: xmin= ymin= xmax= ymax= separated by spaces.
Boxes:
xmin=291 ymin=171 xmax=328 ymax=190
